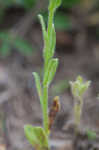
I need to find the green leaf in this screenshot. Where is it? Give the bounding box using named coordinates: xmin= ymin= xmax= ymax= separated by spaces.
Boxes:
xmin=49 ymin=24 xmax=56 ymax=59
xmin=33 ymin=72 xmax=43 ymax=105
xmin=38 ymin=14 xmax=47 ymax=43
xmin=38 ymin=15 xmax=50 ymax=63
xmin=43 ymin=25 xmax=56 ymax=67
xmin=43 ymin=58 xmax=58 ymax=86
xmin=24 ymin=125 xmax=49 ymax=150
xmin=49 ymin=0 xmax=62 ymax=11
xmin=55 ymin=0 xmax=62 ymax=8
xmin=79 ymin=81 xmax=91 ymax=96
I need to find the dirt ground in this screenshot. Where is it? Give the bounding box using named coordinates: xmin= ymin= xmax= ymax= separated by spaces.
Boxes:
xmin=0 ymin=4 xmax=99 ymax=150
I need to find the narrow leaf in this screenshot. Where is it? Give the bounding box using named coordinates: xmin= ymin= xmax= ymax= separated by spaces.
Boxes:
xmin=38 ymin=15 xmax=49 ymax=63
xmin=49 ymin=24 xmax=56 ymax=58
xmin=43 ymin=58 xmax=58 ymax=86
xmin=24 ymin=125 xmax=49 ymax=150
xmin=49 ymin=0 xmax=62 ymax=11
xmin=44 ymin=24 xmax=56 ymax=63
xmin=38 ymin=14 xmax=47 ymax=43
xmin=56 ymin=0 xmax=62 ymax=8
xmin=33 ymin=72 xmax=42 ymax=105
xmin=43 ymin=39 xmax=50 ymax=65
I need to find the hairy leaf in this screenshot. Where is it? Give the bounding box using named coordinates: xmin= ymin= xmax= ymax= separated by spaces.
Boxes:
xmin=38 ymin=15 xmax=47 ymax=43
xmin=24 ymin=125 xmax=49 ymax=150
xmin=33 ymin=72 xmax=43 ymax=105
xmin=49 ymin=24 xmax=56 ymax=58
xmin=43 ymin=58 xmax=58 ymax=86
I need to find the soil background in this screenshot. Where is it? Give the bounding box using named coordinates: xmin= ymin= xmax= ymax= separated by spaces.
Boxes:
xmin=0 ymin=1 xmax=99 ymax=150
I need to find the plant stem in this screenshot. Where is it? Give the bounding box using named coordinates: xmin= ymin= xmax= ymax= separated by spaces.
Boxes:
xmin=42 ymin=85 xmax=49 ymax=135
xmin=42 ymin=6 xmax=55 ymax=136
xmin=44 ymin=10 xmax=54 ymax=71
xmin=74 ymin=97 xmax=83 ymax=134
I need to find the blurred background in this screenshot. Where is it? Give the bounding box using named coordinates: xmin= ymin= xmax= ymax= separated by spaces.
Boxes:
xmin=0 ymin=0 xmax=99 ymax=150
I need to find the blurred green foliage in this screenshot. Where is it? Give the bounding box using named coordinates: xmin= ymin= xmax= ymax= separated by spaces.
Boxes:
xmin=62 ymin=0 xmax=80 ymax=8
xmin=86 ymin=129 xmax=97 ymax=140
xmin=0 ymin=0 xmax=99 ymax=55
xmin=0 ymin=32 xmax=33 ymax=56
xmin=52 ymin=80 xmax=69 ymax=95
xmin=54 ymin=13 xmax=72 ymax=30
xmin=0 ymin=0 xmax=36 ymax=56
xmin=1 ymin=0 xmax=99 ymax=56
xmin=0 ymin=0 xmax=36 ymax=9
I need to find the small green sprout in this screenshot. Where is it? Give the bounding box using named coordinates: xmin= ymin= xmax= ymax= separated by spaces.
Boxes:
xmin=70 ymin=76 xmax=91 ymax=133
xmin=70 ymin=76 xmax=91 ymax=99
xmin=24 ymin=0 xmax=61 ymax=150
